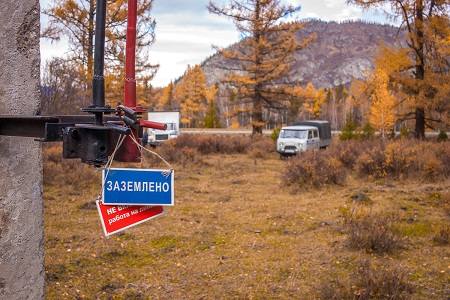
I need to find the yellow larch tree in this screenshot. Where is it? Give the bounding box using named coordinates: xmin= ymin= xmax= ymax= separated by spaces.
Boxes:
xmin=204 ymin=84 xmax=220 ymax=128
xmin=366 ymin=46 xmax=410 ymax=138
xmin=287 ymin=82 xmax=326 ymax=121
xmin=298 ymin=82 xmax=326 ymax=119
xmin=174 ymin=65 xmax=210 ymax=127
xmin=368 ymin=68 xmax=396 ymax=138
xmin=43 ymin=0 xmax=158 ymax=107
xmin=348 ymin=0 xmax=450 ymax=138
xmin=157 ymin=82 xmax=175 ymax=110
xmin=208 ymin=0 xmax=314 ymax=134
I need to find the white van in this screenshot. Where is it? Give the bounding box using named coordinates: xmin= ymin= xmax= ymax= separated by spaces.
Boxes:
xmin=143 ymin=111 xmax=180 ymax=146
xmin=277 ymin=121 xmax=331 ymax=156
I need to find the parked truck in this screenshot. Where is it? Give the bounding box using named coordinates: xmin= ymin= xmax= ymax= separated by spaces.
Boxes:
xmin=277 ymin=120 xmax=332 ymax=156
xmin=143 ymin=111 xmax=180 ymax=146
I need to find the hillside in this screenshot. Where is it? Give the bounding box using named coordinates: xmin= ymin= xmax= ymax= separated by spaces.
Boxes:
xmin=202 ymin=20 xmax=401 ymax=88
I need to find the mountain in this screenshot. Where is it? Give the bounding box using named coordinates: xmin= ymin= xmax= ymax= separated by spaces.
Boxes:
xmin=201 ymin=20 xmax=402 ymax=88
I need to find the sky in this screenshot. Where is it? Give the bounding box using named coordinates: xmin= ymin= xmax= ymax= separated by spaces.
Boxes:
xmin=40 ymin=0 xmax=390 ymax=87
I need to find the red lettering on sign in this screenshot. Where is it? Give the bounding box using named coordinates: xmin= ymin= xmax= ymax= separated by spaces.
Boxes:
xmin=96 ymin=200 xmax=164 ymax=236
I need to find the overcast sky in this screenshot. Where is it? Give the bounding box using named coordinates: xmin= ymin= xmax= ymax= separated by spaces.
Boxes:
xmin=40 ymin=0 xmax=390 ymax=87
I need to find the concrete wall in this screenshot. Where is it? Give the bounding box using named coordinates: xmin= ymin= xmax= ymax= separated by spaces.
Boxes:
xmin=0 ymin=0 xmax=44 ymax=299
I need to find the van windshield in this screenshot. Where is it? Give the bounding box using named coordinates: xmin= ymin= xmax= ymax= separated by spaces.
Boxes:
xmin=166 ymin=123 xmax=177 ymax=131
xmin=280 ymin=130 xmax=307 ymax=139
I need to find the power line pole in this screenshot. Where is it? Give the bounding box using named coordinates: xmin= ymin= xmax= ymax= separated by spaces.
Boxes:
xmin=0 ymin=0 xmax=44 ymax=298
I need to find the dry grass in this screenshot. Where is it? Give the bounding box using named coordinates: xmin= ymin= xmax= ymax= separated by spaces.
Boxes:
xmin=433 ymin=225 xmax=450 ymax=245
xmin=284 ymin=151 xmax=347 ymax=188
xmin=284 ymin=139 xmax=450 ymax=189
xmin=143 ymin=135 xmax=276 ymax=166
xmin=165 ymin=134 xmax=255 ymax=155
xmin=43 ymin=139 xmax=450 ymax=299
xmin=43 ymin=143 xmax=100 ymax=190
xmin=355 ymin=140 xmax=450 ymax=180
xmin=341 ymin=208 xmax=404 ymax=254
xmin=319 ymin=260 xmax=413 ymax=300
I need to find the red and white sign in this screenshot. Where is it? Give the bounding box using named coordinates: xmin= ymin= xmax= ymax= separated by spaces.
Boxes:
xmin=96 ymin=200 xmax=164 ymax=237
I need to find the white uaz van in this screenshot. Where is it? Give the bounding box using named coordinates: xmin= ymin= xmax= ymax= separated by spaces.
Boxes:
xmin=277 ymin=121 xmax=331 ymax=156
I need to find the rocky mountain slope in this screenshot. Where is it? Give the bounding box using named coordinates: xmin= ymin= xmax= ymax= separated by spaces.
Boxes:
xmin=201 ymin=20 xmax=402 ymax=88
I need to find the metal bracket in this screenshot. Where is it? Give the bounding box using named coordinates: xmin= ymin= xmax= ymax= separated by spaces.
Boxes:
xmin=0 ymin=111 xmax=166 ymax=167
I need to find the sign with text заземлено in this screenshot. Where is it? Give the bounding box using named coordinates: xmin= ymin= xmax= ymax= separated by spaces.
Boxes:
xmin=102 ymin=168 xmax=174 ymax=206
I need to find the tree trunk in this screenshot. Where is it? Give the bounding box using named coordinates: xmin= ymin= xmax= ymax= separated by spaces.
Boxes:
xmin=415 ymin=107 xmax=425 ymax=139
xmin=252 ymin=1 xmax=263 ymax=135
xmin=252 ymin=94 xmax=263 ymax=135
xmin=414 ymin=0 xmax=426 ymax=139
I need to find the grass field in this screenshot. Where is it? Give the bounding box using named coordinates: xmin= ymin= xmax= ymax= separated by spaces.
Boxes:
xmin=44 ymin=141 xmax=449 ymax=299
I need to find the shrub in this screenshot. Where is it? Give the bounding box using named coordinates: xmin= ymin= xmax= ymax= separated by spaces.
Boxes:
xmin=437 ymin=130 xmax=448 ymax=142
xmin=319 ymin=260 xmax=413 ymax=300
xmin=433 ymin=225 xmax=450 ymax=245
xmin=271 ymin=127 xmax=281 ymax=142
xmin=384 ymin=141 xmax=419 ymax=179
xmin=361 ymin=123 xmax=375 ymax=140
xmin=435 ymin=142 xmax=450 ymax=178
xmin=328 ymin=140 xmax=375 ymax=169
xmin=170 ymin=134 xmax=253 ymax=155
xmin=248 ymin=136 xmax=275 ymax=159
xmin=442 ymin=192 xmax=450 ymax=217
xmin=284 ymin=139 xmax=449 ymax=188
xmin=158 ymin=134 xmax=277 ymax=157
xmin=340 ymin=117 xmax=358 ymax=141
xmin=143 ymin=135 xmax=276 ymax=165
xmin=142 ymin=142 xmax=204 ymax=168
xmin=342 ymin=209 xmax=403 ymax=254
xmin=400 ymin=126 xmax=410 ymax=138
xmin=284 ymin=151 xmax=347 ymax=188
xmin=352 ymin=139 xmax=450 ymax=180
xmin=356 ymin=143 xmax=387 ymax=179
xmin=43 ymin=144 xmax=100 ymax=190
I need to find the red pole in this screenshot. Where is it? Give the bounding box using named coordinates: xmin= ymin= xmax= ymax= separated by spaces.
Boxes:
xmin=117 ymin=0 xmax=140 ymax=162
xmin=124 ymin=0 xmax=137 ymax=107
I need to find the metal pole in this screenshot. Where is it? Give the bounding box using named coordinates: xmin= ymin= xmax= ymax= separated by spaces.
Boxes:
xmin=124 ymin=0 xmax=137 ymax=107
xmin=92 ymin=0 xmax=107 ymax=124
xmin=116 ymin=0 xmax=141 ymax=162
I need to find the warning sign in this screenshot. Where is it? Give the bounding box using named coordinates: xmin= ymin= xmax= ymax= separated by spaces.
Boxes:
xmin=102 ymin=168 xmax=174 ymax=206
xmin=96 ymin=200 xmax=164 ymax=237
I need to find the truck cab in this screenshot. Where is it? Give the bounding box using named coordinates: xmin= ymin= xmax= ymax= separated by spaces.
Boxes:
xmin=277 ymin=120 xmax=331 ymax=157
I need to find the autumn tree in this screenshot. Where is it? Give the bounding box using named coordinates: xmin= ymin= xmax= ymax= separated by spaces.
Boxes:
xmin=208 ymin=0 xmax=313 ymax=134
xmin=347 ymin=79 xmax=371 ymax=125
xmin=290 ymin=82 xmax=326 ymax=120
xmin=157 ymin=82 xmax=175 ymax=110
xmin=348 ymin=0 xmax=450 ymax=138
xmin=364 ymin=46 xmax=410 ymax=137
xmin=174 ymin=65 xmax=211 ymax=127
xmin=43 ymin=0 xmax=158 ymax=106
xmin=204 ymin=84 xmax=221 ymax=128
xmin=368 ymin=68 xmax=396 ymax=138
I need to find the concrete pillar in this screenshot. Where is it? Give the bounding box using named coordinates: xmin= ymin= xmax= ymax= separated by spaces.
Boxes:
xmin=0 ymin=0 xmax=44 ymax=299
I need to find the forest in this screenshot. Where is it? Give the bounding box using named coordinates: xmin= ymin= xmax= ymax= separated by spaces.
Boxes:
xmin=41 ymin=0 xmax=449 ymax=138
